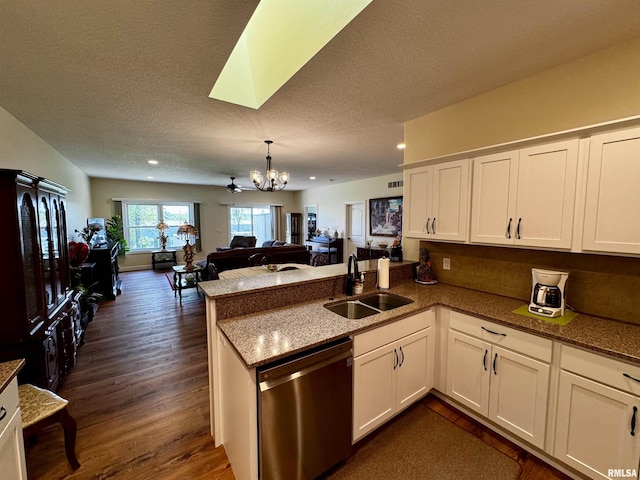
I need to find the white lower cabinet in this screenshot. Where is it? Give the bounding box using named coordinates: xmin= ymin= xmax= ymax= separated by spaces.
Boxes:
xmin=446 ymin=311 xmax=551 ymax=449
xmin=554 ymin=345 xmax=640 ymax=480
xmin=0 ymin=378 xmax=27 ymax=480
xmin=352 ymin=310 xmax=435 ymax=442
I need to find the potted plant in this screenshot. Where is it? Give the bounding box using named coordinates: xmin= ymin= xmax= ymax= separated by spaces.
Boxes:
xmin=106 ymin=215 xmax=129 ymax=256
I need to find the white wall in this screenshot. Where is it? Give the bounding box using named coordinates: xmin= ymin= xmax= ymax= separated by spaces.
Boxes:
xmin=297 ymin=173 xmax=404 ymax=248
xmin=0 ymin=106 xmax=91 ymax=234
xmin=90 ymin=177 xmax=298 ymax=269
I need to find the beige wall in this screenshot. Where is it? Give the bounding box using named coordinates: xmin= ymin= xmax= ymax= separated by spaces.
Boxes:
xmin=90 ymin=177 xmax=298 ymax=270
xmin=297 ymin=173 xmax=404 ymax=253
xmin=405 ymin=36 xmax=640 ymax=163
xmin=0 ymin=106 xmax=92 ymax=233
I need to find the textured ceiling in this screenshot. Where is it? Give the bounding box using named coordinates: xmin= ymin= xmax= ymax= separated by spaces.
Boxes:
xmin=2 ymin=1 xmax=640 ymax=191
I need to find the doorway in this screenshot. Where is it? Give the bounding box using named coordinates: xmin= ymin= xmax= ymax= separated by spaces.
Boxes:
xmin=345 ymin=201 xmax=366 ymax=257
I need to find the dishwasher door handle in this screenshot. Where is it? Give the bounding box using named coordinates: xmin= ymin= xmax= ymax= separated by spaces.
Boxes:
xmin=259 ymin=349 xmax=352 ymax=392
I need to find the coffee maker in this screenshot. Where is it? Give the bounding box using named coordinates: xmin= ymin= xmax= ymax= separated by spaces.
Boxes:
xmin=529 ymin=268 xmax=569 ymax=318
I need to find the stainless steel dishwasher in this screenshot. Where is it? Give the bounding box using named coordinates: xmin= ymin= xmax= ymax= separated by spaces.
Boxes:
xmin=257 ymin=337 xmax=353 ymax=480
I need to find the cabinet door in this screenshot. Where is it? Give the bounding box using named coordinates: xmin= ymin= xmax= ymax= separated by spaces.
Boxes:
xmin=446 ymin=330 xmax=490 ymax=415
xmin=583 ymin=127 xmax=640 ymax=255
xmin=515 ymin=140 xmax=578 ymax=249
xmin=353 ymin=342 xmax=397 ymax=442
xmin=403 ymin=166 xmax=432 ymax=238
xmin=0 ymin=408 xmax=27 ymax=480
xmin=470 ymin=151 xmax=519 ymax=245
xmin=431 ymin=160 xmax=469 ymax=242
xmin=396 ymin=327 xmax=434 ymax=412
xmin=17 ymin=188 xmax=47 ymax=331
xmin=555 ymin=371 xmax=640 ymax=479
xmin=488 ymin=346 xmax=550 ymax=449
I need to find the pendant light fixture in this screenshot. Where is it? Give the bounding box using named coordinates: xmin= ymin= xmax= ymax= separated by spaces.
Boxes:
xmin=250 ymin=140 xmax=289 ymax=192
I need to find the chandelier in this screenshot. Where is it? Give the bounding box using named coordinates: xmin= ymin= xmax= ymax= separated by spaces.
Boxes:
xmin=250 ymin=140 xmax=289 ymax=192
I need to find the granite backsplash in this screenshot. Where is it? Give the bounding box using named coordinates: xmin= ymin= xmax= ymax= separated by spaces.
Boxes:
xmin=421 ymin=241 xmax=640 ymax=326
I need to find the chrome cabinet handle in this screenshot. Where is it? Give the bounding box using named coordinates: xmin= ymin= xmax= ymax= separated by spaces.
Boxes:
xmin=426 ymin=218 xmax=431 ymax=234
xmin=481 ymin=326 xmax=506 ymax=337
xmin=516 ymin=218 xmax=522 ymax=239
xmin=0 ymin=406 xmax=6 ymax=421
xmin=632 ymin=406 xmax=637 ymax=436
xmin=483 ymin=350 xmax=488 ymax=371
xmin=399 ymin=346 xmax=405 ymax=367
xmin=493 ymin=353 xmax=498 ymax=375
xmin=432 ymin=218 xmax=436 ymax=235
xmin=506 ymin=218 xmax=512 ymax=239
xmin=624 ymin=373 xmax=640 ymax=384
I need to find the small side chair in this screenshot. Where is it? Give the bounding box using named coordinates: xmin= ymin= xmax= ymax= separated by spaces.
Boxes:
xmin=18 ymin=383 xmax=80 ymax=470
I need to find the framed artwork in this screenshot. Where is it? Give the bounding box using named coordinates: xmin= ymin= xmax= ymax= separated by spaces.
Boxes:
xmin=369 ymin=196 xmax=403 ymax=237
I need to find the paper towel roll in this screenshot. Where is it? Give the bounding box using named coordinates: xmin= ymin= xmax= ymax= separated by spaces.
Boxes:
xmin=377 ymin=257 xmax=390 ymax=290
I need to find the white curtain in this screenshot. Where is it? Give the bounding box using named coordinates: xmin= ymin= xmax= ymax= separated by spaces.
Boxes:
xmin=271 ymin=205 xmax=282 ymax=240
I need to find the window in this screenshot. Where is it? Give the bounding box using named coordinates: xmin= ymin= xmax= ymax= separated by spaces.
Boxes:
xmin=229 ymin=205 xmax=273 ymax=245
xmin=123 ymin=202 xmax=194 ymax=251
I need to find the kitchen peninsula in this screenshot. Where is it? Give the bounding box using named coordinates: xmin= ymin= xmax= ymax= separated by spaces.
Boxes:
xmin=200 ymin=262 xmax=640 ymax=480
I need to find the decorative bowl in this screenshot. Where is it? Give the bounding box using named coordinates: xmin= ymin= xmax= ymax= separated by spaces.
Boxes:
xmin=377 ymin=243 xmax=388 ymax=249
xmin=266 ymin=264 xmax=278 ymax=272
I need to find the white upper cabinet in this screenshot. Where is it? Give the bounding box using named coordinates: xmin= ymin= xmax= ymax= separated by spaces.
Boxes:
xmin=404 ymin=165 xmax=432 ymax=238
xmin=583 ymin=126 xmax=640 ymax=255
xmin=470 ymin=139 xmax=579 ymax=249
xmin=470 ymin=150 xmax=519 ymax=245
xmin=403 ymin=159 xmax=469 ymax=242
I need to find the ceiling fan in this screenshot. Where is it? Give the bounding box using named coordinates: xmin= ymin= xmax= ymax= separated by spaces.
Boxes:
xmin=227 ymin=177 xmax=242 ymax=193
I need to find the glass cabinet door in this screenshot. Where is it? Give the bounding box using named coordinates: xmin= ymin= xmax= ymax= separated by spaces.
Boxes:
xmin=50 ymin=197 xmax=68 ymax=300
xmin=57 ymin=199 xmax=70 ymax=293
xmin=18 ymin=189 xmax=46 ymax=327
xmin=39 ymin=195 xmax=57 ymax=310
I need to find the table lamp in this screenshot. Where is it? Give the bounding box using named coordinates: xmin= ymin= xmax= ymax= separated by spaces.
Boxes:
xmin=177 ymin=222 xmax=199 ymax=271
xmin=156 ymin=220 xmax=170 ymax=251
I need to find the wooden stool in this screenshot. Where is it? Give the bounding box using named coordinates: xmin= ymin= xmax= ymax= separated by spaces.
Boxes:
xmin=18 ymin=384 xmax=80 ymax=470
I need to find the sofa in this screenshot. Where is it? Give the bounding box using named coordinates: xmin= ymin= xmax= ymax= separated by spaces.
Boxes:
xmin=199 ymin=243 xmax=311 ymax=280
xmin=216 ymin=235 xmax=257 ymax=251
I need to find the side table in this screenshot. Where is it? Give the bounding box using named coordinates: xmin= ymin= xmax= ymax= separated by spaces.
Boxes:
xmin=152 ymin=250 xmax=177 ymax=271
xmin=356 ymin=246 xmax=389 ymax=260
xmin=172 ymin=265 xmax=203 ymax=304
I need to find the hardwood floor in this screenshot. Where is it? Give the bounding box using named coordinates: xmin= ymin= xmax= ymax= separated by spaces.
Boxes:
xmin=24 ymin=269 xmax=573 ymax=479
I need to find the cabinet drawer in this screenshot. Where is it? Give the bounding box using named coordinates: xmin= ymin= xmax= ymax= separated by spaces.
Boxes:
xmin=560 ymin=344 xmax=640 ymax=396
xmin=0 ymin=379 xmax=19 ymax=433
xmin=449 ymin=310 xmax=552 ymax=362
xmin=354 ymin=310 xmax=434 ymax=357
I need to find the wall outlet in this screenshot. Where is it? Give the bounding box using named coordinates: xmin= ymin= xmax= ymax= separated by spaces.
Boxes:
xmin=443 ymin=257 xmax=451 ymax=270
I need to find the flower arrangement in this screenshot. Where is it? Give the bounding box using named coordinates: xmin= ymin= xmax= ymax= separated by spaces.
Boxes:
xmin=75 ymin=225 xmax=101 ymax=243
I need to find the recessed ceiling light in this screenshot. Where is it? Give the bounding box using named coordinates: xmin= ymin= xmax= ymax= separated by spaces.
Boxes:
xmin=309 ymin=176 xmax=316 ymax=180
xmin=147 ymin=159 xmax=159 ymax=165
xmin=209 ymin=0 xmax=372 ymax=109
xmin=397 ymin=143 xmax=406 ymax=150
xmin=146 ymin=176 xmax=154 ymax=179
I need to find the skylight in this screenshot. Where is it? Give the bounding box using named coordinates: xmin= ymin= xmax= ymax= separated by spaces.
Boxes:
xmin=209 ymin=0 xmax=372 ymax=109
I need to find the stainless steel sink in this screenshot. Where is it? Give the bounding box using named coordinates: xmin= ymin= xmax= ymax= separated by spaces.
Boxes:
xmin=324 ymin=293 xmax=414 ymax=319
xmin=324 ymin=301 xmax=379 ymax=319
xmin=358 ymin=292 xmax=414 ymax=311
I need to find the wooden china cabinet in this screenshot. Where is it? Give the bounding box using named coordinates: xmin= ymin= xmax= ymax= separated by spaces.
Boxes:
xmin=0 ymin=169 xmax=80 ymax=392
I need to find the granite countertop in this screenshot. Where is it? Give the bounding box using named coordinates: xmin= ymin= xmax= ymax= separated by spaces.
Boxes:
xmin=216 ymin=278 xmax=640 ymax=370
xmin=0 ymin=359 xmax=25 ymax=392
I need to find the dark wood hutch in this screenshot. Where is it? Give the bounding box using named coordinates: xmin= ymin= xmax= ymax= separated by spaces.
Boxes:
xmin=0 ymin=169 xmax=81 ymax=391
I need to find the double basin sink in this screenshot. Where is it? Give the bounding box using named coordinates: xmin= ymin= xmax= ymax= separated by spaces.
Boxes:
xmin=324 ymin=292 xmax=414 ymax=319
